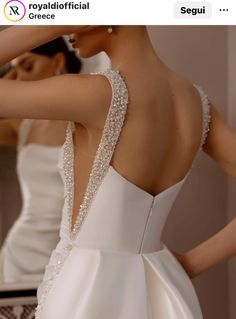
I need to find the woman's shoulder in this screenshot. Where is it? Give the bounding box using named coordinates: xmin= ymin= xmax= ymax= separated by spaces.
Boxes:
xmin=168 ymin=69 xmax=202 ymax=101
xmin=163 ymin=69 xmax=207 ymax=117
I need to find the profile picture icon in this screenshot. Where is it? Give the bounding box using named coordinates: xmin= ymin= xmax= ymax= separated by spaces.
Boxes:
xmin=4 ymin=0 xmax=26 ymax=22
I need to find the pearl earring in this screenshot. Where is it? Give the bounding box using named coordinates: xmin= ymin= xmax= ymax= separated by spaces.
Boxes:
xmin=107 ymin=26 xmax=113 ymax=34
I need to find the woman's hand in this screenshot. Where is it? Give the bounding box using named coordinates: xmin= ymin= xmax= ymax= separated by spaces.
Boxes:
xmin=171 ymin=251 xmax=196 ymax=279
xmin=173 ymin=217 xmax=236 ymax=279
xmin=0 ymin=26 xmax=97 ymax=67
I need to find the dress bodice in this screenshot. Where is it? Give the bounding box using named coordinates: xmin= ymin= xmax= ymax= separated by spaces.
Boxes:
xmin=17 ymin=119 xmax=64 ymax=220
xmin=58 ymin=70 xmax=210 ymax=253
xmin=72 ymin=165 xmax=188 ymax=254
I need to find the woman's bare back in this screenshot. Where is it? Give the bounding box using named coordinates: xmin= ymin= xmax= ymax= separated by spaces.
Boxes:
xmin=71 ymin=64 xmax=204 ymax=227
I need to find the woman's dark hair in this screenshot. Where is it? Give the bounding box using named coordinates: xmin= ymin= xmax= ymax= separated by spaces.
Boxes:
xmin=0 ymin=64 xmax=11 ymax=78
xmin=31 ymin=37 xmax=82 ymax=74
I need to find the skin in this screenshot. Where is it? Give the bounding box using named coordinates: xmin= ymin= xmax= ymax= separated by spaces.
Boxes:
xmin=0 ymin=26 xmax=235 ymax=279
xmin=0 ymin=51 xmax=68 ymax=147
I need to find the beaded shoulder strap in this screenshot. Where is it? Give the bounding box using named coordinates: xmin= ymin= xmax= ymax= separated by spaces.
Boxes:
xmin=64 ymin=68 xmax=129 ymax=240
xmin=194 ymin=85 xmax=211 ymax=149
xmin=35 ymin=70 xmax=128 ymax=319
xmin=61 ymin=121 xmax=75 ymax=213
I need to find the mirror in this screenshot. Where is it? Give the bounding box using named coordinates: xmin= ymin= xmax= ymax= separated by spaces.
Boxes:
xmin=0 ymin=28 xmax=110 ymax=311
xmin=0 ymin=33 xmax=80 ymax=288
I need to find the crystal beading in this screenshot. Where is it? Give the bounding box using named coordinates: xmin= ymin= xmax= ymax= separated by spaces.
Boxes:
xmin=194 ymin=85 xmax=211 ymax=148
xmin=35 ymin=68 xmax=129 ymax=319
xmin=68 ymin=69 xmax=129 ymax=240
xmin=63 ymin=121 xmax=75 ymax=235
xmin=35 ymin=244 xmax=73 ymax=318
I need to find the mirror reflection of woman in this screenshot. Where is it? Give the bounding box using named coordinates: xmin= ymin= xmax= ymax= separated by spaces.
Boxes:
xmin=0 ymin=37 xmax=82 ymax=284
xmin=0 ymin=26 xmax=236 ymax=319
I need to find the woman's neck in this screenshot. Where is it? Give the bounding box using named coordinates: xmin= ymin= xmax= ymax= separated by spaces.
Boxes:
xmin=104 ymin=26 xmax=161 ymax=71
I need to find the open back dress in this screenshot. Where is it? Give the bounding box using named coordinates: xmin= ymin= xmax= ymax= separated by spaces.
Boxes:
xmin=36 ymin=68 xmax=211 ymax=319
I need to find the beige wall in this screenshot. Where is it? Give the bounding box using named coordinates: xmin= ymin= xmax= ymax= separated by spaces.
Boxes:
xmin=148 ymin=26 xmax=229 ymax=319
xmin=227 ymin=26 xmax=236 ymax=319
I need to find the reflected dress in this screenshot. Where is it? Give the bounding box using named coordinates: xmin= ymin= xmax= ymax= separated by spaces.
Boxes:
xmin=0 ymin=119 xmax=64 ymax=283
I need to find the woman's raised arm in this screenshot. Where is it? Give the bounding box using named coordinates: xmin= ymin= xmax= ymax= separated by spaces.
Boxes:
xmin=0 ymin=74 xmax=111 ymax=124
xmin=0 ymin=26 xmax=111 ymax=123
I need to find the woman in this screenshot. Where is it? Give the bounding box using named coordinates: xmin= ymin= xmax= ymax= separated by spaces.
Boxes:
xmin=0 ymin=26 xmax=235 ymax=318
xmin=0 ymin=36 xmax=81 ymax=284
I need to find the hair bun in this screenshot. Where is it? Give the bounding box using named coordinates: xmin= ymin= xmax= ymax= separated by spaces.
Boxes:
xmin=31 ymin=37 xmax=82 ymax=74
xmin=66 ymin=51 xmax=82 ymax=74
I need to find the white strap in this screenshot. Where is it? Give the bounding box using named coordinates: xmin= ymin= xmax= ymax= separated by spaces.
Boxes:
xmin=17 ymin=119 xmax=33 ymax=150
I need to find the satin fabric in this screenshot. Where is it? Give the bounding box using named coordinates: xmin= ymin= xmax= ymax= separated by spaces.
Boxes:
xmin=37 ymin=70 xmax=210 ymax=318
xmin=38 ymin=164 xmax=203 ymax=319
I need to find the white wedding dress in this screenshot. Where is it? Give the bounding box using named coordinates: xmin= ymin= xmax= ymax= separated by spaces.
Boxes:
xmin=36 ymin=69 xmax=211 ymax=319
xmin=0 ymin=119 xmax=64 ymax=283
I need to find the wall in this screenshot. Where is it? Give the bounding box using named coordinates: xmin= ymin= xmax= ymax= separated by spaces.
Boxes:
xmin=148 ymin=26 xmax=229 ymax=319
xmin=227 ymin=26 xmax=236 ymax=319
